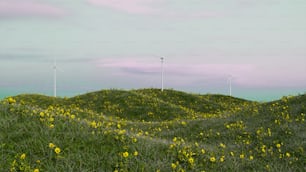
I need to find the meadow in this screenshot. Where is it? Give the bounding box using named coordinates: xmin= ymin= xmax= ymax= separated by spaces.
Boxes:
xmin=0 ymin=88 xmax=305 ymax=172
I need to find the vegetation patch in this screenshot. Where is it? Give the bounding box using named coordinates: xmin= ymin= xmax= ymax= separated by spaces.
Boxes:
xmin=1 ymin=89 xmax=305 ymax=171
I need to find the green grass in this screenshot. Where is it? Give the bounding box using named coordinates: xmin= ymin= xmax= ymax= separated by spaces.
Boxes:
xmin=1 ymin=89 xmax=305 ymax=172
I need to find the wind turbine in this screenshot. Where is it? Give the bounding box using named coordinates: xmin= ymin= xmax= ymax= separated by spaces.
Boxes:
xmin=160 ymin=57 xmax=164 ymax=92
xmin=53 ymin=58 xmax=57 ymax=97
xmin=227 ymin=75 xmax=232 ymax=96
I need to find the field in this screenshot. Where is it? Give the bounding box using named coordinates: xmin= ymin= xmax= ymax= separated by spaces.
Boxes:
xmin=0 ymin=89 xmax=305 ymax=172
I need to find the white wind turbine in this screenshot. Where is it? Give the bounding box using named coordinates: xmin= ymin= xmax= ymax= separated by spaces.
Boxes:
xmin=53 ymin=58 xmax=57 ymax=97
xmin=160 ymin=57 xmax=164 ymax=92
xmin=227 ymin=75 xmax=233 ymax=96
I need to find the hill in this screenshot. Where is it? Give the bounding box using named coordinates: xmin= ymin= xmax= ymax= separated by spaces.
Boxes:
xmin=0 ymin=89 xmax=305 ymax=171
xmin=10 ymin=89 xmax=255 ymax=121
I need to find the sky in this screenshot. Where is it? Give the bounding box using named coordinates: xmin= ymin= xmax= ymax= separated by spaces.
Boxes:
xmin=0 ymin=0 xmax=306 ymax=101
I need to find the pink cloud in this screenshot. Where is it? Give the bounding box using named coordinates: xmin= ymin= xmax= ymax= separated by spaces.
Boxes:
xmin=0 ymin=0 xmax=66 ymax=18
xmin=95 ymin=57 xmax=306 ymax=88
xmin=97 ymin=58 xmax=253 ymax=75
xmin=87 ymin=0 xmax=221 ymax=18
xmin=87 ymin=0 xmax=161 ymax=15
xmin=95 ymin=57 xmax=254 ymax=80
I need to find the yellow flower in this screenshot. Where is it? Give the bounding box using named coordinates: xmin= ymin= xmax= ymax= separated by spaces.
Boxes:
xmin=220 ymin=143 xmax=226 ymax=148
xmin=286 ymin=152 xmax=291 ymax=157
xmin=49 ymin=143 xmax=55 ymax=149
xmin=249 ymin=155 xmax=254 ymax=160
xmin=8 ymin=97 xmax=16 ymax=104
xmin=173 ymin=137 xmax=177 ymax=142
xmin=220 ymin=156 xmax=225 ymax=162
xmin=33 ymin=169 xmax=40 ymax=172
xmin=49 ymin=117 xmax=54 ymax=122
xmin=240 ymin=154 xmax=245 ymax=159
xmin=20 ymin=153 xmax=26 ymax=160
xmin=122 ymin=151 xmax=129 ymax=158
xmin=91 ymin=121 xmax=97 ymax=128
xmin=276 ymin=143 xmax=281 ymax=149
xmin=39 ymin=112 xmax=45 ymax=118
xmin=210 ymin=157 xmax=216 ymax=162
xmin=267 ymin=128 xmax=272 ymax=137
xmin=201 ymin=149 xmax=206 ymax=154
xmin=134 ymin=151 xmax=138 ymax=156
xmin=55 ymin=147 xmax=61 ymax=154
xmin=188 ymin=157 xmax=194 ymax=165
xmin=171 ymin=163 xmax=177 ymax=169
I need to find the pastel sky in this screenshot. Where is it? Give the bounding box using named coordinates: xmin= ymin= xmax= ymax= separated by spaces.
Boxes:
xmin=0 ymin=0 xmax=306 ymax=101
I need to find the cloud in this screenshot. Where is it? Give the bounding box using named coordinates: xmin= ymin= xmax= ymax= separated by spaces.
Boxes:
xmin=87 ymin=0 xmax=160 ymax=14
xmin=96 ymin=57 xmax=255 ymax=80
xmin=87 ymin=0 xmax=221 ymax=18
xmin=97 ymin=58 xmax=160 ymax=75
xmin=97 ymin=58 xmax=253 ymax=76
xmin=0 ymin=0 xmax=66 ymax=18
xmin=95 ymin=57 xmax=306 ymax=88
xmin=0 ymin=53 xmax=46 ymax=61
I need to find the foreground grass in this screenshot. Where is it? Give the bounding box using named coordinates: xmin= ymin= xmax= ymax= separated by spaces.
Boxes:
xmin=0 ymin=89 xmax=305 ymax=171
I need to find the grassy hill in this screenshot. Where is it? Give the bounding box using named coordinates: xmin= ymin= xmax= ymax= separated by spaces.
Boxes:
xmin=0 ymin=89 xmax=305 ymax=171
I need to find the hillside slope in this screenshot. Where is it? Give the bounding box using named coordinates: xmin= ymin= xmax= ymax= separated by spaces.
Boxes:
xmin=12 ymin=89 xmax=255 ymax=121
xmin=1 ymin=90 xmax=305 ymax=171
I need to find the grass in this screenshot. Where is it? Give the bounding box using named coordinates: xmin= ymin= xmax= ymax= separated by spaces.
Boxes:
xmin=0 ymin=88 xmax=305 ymax=172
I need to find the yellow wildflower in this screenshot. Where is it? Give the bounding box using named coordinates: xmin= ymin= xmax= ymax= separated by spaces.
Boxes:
xmin=134 ymin=151 xmax=138 ymax=156
xmin=39 ymin=112 xmax=45 ymax=118
xmin=173 ymin=137 xmax=177 ymax=142
xmin=33 ymin=169 xmax=40 ymax=172
xmin=220 ymin=156 xmax=225 ymax=162
xmin=20 ymin=153 xmax=26 ymax=160
xmin=210 ymin=157 xmax=216 ymax=163
xmin=49 ymin=117 xmax=54 ymax=122
xmin=8 ymin=97 xmax=16 ymax=104
xmin=201 ymin=149 xmax=206 ymax=154
xmin=49 ymin=143 xmax=55 ymax=149
xmin=220 ymin=143 xmax=226 ymax=148
xmin=54 ymin=147 xmax=61 ymax=154
xmin=122 ymin=151 xmax=129 ymax=158
xmin=188 ymin=157 xmax=194 ymax=165
xmin=171 ymin=163 xmax=177 ymax=169
xmin=91 ymin=121 xmax=97 ymax=128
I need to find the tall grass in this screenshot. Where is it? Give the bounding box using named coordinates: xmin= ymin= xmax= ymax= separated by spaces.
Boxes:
xmin=1 ymin=89 xmax=305 ymax=171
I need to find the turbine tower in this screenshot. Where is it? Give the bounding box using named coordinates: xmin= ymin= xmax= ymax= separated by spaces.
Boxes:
xmin=228 ymin=75 xmax=232 ymax=96
xmin=53 ymin=58 xmax=57 ymax=97
xmin=160 ymin=57 xmax=164 ymax=92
